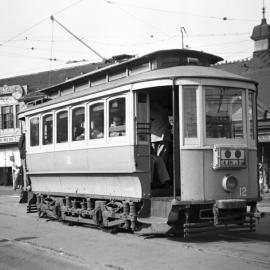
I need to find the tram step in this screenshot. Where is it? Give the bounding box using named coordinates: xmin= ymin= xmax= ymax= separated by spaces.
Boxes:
xmin=137 ymin=216 xmax=168 ymax=224
xmin=27 ymin=204 xmax=37 ymax=213
xmin=150 ymin=198 xmax=172 ymax=218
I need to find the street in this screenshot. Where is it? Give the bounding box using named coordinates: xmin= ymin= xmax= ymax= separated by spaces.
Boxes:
xmin=0 ymin=187 xmax=270 ymax=270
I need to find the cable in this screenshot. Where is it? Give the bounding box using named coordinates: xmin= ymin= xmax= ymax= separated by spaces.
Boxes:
xmin=105 ymin=1 xmax=170 ymax=37
xmin=0 ymin=0 xmax=85 ymax=46
xmin=104 ymin=0 xmax=258 ymax=22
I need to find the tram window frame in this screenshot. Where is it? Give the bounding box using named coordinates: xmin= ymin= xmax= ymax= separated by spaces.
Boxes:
xmin=107 ymin=95 xmax=128 ymax=142
xmin=71 ymin=105 xmax=86 ymax=142
xmin=42 ymin=113 xmax=54 ymax=146
xmin=204 ymin=86 xmax=246 ymax=145
xmin=181 ymin=85 xmax=200 ymax=146
xmin=29 ymin=115 xmax=40 ymax=148
xmin=135 ymin=92 xmax=150 ymax=144
xmin=88 ymin=101 xmax=105 ymax=141
xmin=248 ymin=89 xmax=256 ymax=144
xmin=56 ymin=109 xmax=69 ymax=144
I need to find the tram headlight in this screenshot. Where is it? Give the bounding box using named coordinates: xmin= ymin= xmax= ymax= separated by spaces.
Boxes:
xmin=222 ymin=174 xmax=238 ymax=193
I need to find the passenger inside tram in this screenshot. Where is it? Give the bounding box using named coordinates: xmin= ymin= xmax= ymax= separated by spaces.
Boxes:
xmin=74 ymin=123 xmax=85 ymax=140
xmin=110 ymin=116 xmax=126 ymax=137
xmin=91 ymin=126 xmax=104 ymax=139
xmin=150 ymin=100 xmax=172 ymax=188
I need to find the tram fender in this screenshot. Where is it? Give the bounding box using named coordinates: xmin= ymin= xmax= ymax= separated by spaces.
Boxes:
xmin=167 ymin=205 xmax=180 ymax=225
xmin=138 ymin=198 xmax=151 ymax=218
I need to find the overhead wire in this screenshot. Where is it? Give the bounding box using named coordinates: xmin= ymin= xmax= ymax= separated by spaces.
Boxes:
xmin=104 ymin=0 xmax=170 ymax=37
xmin=104 ymin=0 xmax=258 ymax=22
xmin=0 ymin=0 xmax=85 ymax=47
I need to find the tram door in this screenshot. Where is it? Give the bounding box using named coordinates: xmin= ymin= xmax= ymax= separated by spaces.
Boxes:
xmin=134 ymin=92 xmax=152 ymax=190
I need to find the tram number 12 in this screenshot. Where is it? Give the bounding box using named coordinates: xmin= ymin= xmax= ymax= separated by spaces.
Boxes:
xmin=240 ymin=186 xmax=247 ymax=197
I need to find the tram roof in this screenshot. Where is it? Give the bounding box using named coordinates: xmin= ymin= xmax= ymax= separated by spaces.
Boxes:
xmin=20 ymin=64 xmax=257 ymax=115
xmin=37 ymin=49 xmax=223 ymax=94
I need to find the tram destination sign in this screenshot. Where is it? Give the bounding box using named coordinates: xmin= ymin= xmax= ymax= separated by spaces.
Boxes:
xmin=213 ymin=145 xmax=246 ymax=170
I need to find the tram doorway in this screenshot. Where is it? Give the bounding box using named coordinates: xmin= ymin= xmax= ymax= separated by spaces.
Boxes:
xmin=136 ymin=85 xmax=180 ymax=197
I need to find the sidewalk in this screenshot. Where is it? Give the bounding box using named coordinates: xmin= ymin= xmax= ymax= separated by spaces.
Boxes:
xmin=258 ymin=192 xmax=270 ymax=212
xmin=0 ymin=186 xmax=21 ymax=196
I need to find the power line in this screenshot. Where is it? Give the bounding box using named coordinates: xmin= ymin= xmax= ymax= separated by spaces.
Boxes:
xmin=0 ymin=0 xmax=85 ymax=46
xmin=104 ymin=0 xmax=258 ymax=22
xmin=105 ymin=0 xmax=170 ymax=37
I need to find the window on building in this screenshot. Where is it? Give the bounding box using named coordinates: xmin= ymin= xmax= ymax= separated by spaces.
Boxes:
xmin=183 ymin=86 xmax=197 ymax=138
xmin=248 ymin=91 xmax=255 ymax=140
xmin=56 ymin=111 xmax=68 ymax=143
xmin=1 ymin=106 xmax=14 ymax=129
xmin=89 ymin=103 xmax=104 ymax=139
xmin=109 ymin=97 xmax=126 ymax=137
xmin=205 ymin=87 xmax=243 ymax=139
xmin=42 ymin=114 xmax=53 ymax=145
xmin=30 ymin=117 xmax=39 ymax=146
xmin=72 ymin=107 xmax=85 ymax=141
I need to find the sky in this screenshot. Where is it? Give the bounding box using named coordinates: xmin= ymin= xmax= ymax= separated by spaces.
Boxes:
xmin=0 ymin=0 xmax=268 ymax=79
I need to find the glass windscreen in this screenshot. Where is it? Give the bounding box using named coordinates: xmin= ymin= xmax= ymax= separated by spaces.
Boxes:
xmin=205 ymin=87 xmax=243 ymax=139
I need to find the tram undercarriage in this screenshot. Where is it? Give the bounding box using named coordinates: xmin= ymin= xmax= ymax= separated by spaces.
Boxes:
xmin=29 ymin=192 xmax=261 ymax=238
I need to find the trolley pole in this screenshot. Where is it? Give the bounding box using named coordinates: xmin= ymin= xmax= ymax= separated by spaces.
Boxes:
xmin=50 ymin=16 xmax=106 ymax=62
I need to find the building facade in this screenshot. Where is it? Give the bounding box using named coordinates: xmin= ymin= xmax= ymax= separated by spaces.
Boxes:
xmin=0 ymin=85 xmax=27 ymax=186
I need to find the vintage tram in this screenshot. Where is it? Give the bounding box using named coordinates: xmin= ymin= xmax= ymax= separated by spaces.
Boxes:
xmin=20 ymin=49 xmax=261 ymax=237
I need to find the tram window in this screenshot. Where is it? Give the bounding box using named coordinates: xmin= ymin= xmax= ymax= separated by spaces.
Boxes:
xmin=248 ymin=91 xmax=255 ymax=140
xmin=137 ymin=93 xmax=149 ymax=142
xmin=183 ymin=86 xmax=197 ymax=138
xmin=42 ymin=114 xmax=53 ymax=145
xmin=205 ymin=87 xmax=243 ymax=139
xmin=72 ymin=107 xmax=85 ymax=141
xmin=109 ymin=97 xmax=126 ymax=137
xmin=56 ymin=111 xmax=68 ymax=143
xmin=30 ymin=117 xmax=39 ymax=146
xmin=89 ymin=103 xmax=104 ymax=139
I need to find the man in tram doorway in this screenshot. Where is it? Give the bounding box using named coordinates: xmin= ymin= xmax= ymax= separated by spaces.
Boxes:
xmin=150 ymin=101 xmax=172 ymax=187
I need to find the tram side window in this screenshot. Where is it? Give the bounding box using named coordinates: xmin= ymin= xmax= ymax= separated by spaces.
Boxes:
xmin=30 ymin=117 xmax=39 ymax=146
xmin=72 ymin=107 xmax=85 ymax=141
xmin=248 ymin=91 xmax=255 ymax=140
xmin=137 ymin=93 xmax=149 ymax=142
xmin=183 ymin=86 xmax=197 ymax=138
xmin=89 ymin=103 xmax=104 ymax=139
xmin=42 ymin=114 xmax=53 ymax=145
xmin=56 ymin=111 xmax=68 ymax=143
xmin=109 ymin=97 xmax=126 ymax=137
xmin=205 ymin=87 xmax=243 ymax=139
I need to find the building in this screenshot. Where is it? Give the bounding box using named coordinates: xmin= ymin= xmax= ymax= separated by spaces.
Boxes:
xmin=0 ymin=85 xmax=27 ymax=186
xmin=217 ymin=7 xmax=270 ymax=191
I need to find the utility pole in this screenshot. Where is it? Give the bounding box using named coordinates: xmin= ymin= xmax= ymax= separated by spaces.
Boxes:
xmin=50 ymin=16 xmax=106 ymax=62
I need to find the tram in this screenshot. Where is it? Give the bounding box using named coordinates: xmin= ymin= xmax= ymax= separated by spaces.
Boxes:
xmin=19 ymin=49 xmax=261 ymax=237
